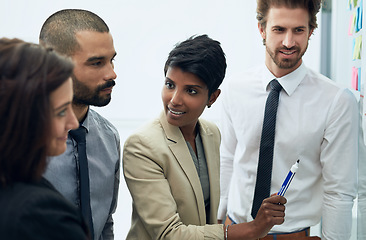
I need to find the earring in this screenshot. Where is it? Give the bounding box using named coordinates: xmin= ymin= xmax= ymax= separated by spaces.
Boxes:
xmin=207 ymin=105 xmax=211 ymax=108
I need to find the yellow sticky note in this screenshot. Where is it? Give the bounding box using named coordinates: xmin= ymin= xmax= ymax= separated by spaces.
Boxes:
xmin=353 ymin=35 xmax=362 ymax=60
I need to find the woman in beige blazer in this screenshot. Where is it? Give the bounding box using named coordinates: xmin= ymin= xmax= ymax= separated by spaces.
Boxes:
xmin=123 ymin=35 xmax=286 ymax=240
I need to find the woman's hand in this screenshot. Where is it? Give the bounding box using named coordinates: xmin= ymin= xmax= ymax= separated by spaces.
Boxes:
xmin=251 ymin=195 xmax=287 ymax=238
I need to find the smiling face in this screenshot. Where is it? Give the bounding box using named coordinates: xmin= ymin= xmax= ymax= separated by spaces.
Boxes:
xmin=259 ymin=7 xmax=313 ymax=77
xmin=48 ymin=78 xmax=79 ymax=156
xmin=162 ymin=67 xmax=220 ymax=137
xmin=71 ymin=30 xmax=117 ymax=107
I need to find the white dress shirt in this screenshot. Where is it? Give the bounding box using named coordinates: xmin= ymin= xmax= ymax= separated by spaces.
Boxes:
xmin=218 ymin=63 xmax=358 ymax=239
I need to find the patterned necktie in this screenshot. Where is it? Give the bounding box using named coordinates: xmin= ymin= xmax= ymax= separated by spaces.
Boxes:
xmin=251 ymin=79 xmax=282 ymax=219
xmin=69 ymin=127 xmax=94 ymax=239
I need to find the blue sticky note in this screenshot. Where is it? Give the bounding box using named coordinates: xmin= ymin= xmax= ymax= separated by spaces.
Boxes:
xmin=358 ymin=68 xmax=362 ymax=91
xmin=352 ymin=38 xmax=356 ymax=60
xmin=356 ymin=7 xmax=360 ymax=32
xmin=359 ymin=0 xmax=363 ymax=30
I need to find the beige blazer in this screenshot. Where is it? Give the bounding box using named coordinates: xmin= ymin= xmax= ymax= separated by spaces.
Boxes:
xmin=123 ymin=112 xmax=224 ymax=240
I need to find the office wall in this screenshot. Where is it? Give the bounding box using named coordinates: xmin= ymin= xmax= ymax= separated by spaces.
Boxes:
xmin=330 ymin=1 xmax=365 ymax=239
xmin=0 ymin=0 xmax=321 ymax=124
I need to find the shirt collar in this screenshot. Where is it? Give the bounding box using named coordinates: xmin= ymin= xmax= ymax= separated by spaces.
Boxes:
xmin=80 ymin=108 xmax=90 ymax=133
xmin=262 ymin=62 xmax=307 ymax=96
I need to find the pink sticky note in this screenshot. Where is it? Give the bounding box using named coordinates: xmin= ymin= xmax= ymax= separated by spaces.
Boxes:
xmin=351 ymin=67 xmax=358 ymax=90
xmin=349 ymin=12 xmax=355 ymax=35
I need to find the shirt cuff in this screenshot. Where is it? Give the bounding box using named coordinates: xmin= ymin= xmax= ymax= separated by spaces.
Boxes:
xmin=217 ymin=198 xmax=228 ymax=220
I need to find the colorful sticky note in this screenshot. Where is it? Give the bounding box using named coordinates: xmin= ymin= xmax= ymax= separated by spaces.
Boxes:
xmin=357 ymin=35 xmax=362 ymax=59
xmin=358 ymin=68 xmax=362 ymax=91
xmin=353 ymin=11 xmax=358 ymax=31
xmin=355 ymin=7 xmax=361 ymax=32
xmin=359 ymin=0 xmax=363 ymax=30
xmin=353 ymin=35 xmax=362 ymax=60
xmin=352 ymin=67 xmax=358 ymax=90
xmin=349 ymin=12 xmax=356 ymax=35
xmin=354 ymin=0 xmax=359 ymax=8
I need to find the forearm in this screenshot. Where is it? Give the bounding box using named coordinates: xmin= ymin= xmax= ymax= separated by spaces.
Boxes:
xmin=226 ymin=222 xmax=261 ymax=240
xmin=321 ymin=195 xmax=354 ymax=239
xmin=226 ymin=195 xmax=286 ymax=240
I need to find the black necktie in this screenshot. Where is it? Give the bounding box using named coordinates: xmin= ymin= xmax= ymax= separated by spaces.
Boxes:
xmin=251 ymin=79 xmax=282 ymax=219
xmin=69 ymin=127 xmax=94 ymax=239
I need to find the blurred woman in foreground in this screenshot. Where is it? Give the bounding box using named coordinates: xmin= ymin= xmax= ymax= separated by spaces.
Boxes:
xmin=0 ymin=38 xmax=90 ymax=239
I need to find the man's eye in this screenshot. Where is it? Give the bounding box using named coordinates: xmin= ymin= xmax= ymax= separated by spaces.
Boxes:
xmin=91 ymin=61 xmax=102 ymax=66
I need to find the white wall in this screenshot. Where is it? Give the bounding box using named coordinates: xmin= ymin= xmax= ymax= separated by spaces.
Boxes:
xmin=0 ymin=0 xmax=322 ymax=124
xmin=0 ymin=1 xmax=322 ymax=238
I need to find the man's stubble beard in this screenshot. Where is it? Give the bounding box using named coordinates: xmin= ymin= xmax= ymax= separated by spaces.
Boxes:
xmin=265 ymin=43 xmax=308 ymax=70
xmin=72 ymin=74 xmax=115 ymax=107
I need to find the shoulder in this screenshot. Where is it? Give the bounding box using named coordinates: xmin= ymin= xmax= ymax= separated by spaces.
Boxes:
xmin=0 ymin=180 xmax=88 ymax=239
xmin=221 ymin=65 xmax=264 ymax=104
xmin=306 ymin=67 xmax=337 ymax=87
xmin=223 ymin=65 xmax=263 ymax=87
xmin=122 ymin=118 xmax=169 ymax=171
xmin=198 ymin=118 xmax=221 ymax=149
xmin=0 ymin=179 xmax=64 ymax=207
xmin=88 ymin=108 xmax=120 ymax=139
xmin=14 ymin=180 xmax=79 ymax=216
xmin=199 ymin=118 xmax=220 ymax=136
xmin=124 ymin=118 xmax=164 ymax=147
xmin=306 ymin=67 xmax=358 ymax=104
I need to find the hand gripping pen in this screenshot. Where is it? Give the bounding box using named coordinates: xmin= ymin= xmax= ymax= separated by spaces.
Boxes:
xmin=277 ymin=160 xmax=299 ymax=196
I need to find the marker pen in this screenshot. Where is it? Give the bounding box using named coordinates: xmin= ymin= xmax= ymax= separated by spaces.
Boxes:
xmin=277 ymin=160 xmax=299 ymax=196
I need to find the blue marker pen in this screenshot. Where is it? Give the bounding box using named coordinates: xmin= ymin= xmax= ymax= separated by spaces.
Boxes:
xmin=277 ymin=160 xmax=299 ymax=196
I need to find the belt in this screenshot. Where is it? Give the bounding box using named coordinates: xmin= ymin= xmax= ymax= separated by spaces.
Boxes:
xmin=225 ymin=216 xmax=320 ymax=240
xmin=259 ymin=228 xmax=310 ymax=240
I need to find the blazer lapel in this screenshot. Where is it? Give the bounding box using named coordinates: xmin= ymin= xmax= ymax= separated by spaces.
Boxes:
xmin=159 ymin=112 xmax=206 ymax=224
xmin=199 ymin=120 xmax=220 ymax=223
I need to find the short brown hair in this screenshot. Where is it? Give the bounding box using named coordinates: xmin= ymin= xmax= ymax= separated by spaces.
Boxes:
xmin=256 ymin=0 xmax=322 ymax=30
xmin=0 ymin=38 xmax=74 ymax=186
xmin=39 ymin=9 xmax=109 ymax=56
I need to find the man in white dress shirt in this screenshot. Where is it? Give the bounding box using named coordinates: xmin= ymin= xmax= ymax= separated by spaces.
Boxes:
xmin=218 ymin=0 xmax=358 ymax=239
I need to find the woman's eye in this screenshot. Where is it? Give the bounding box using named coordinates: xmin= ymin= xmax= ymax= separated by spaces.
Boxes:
xmin=57 ymin=109 xmax=67 ymax=117
xmin=188 ymin=89 xmax=197 ymax=94
xmin=165 ymin=81 xmax=174 ymax=89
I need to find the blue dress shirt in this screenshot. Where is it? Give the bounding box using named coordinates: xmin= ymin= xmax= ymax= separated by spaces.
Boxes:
xmin=44 ymin=108 xmax=121 ymax=240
